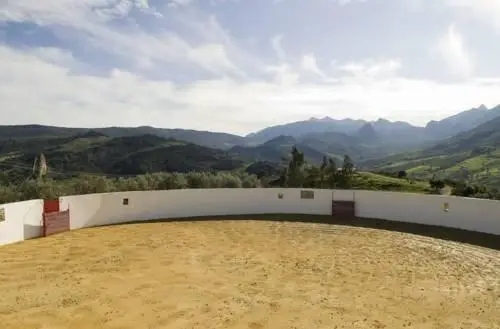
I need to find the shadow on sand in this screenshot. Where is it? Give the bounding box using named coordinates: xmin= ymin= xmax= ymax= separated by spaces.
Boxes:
xmin=108 ymin=214 xmax=500 ymax=251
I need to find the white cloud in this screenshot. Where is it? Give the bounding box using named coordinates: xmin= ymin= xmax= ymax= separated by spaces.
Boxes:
xmin=27 ymin=47 xmax=81 ymax=68
xmin=167 ymin=0 xmax=193 ymax=8
xmin=2 ymin=45 xmax=500 ymax=135
xmin=445 ymin=0 xmax=500 ymax=31
xmin=0 ymin=0 xmax=145 ymax=26
xmin=301 ymin=53 xmax=327 ymax=78
xmin=0 ymin=0 xmax=241 ymax=76
xmin=271 ymin=35 xmax=286 ymax=61
xmin=337 ymin=59 xmax=402 ymax=78
xmin=2 ymin=0 xmax=500 ymax=136
xmin=436 ymin=24 xmax=474 ymax=78
xmin=187 ymin=43 xmax=243 ymax=75
xmin=265 ymin=63 xmax=300 ymax=86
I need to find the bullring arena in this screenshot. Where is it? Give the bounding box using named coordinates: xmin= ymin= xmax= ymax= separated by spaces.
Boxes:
xmin=0 ymin=189 xmax=499 ymax=329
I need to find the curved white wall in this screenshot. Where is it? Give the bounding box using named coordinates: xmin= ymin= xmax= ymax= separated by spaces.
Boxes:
xmin=1 ymin=189 xmax=499 ymax=246
xmin=0 ymin=199 xmax=43 ymax=246
xmin=355 ymin=190 xmax=500 ymax=235
xmin=60 ymin=189 xmax=352 ymax=230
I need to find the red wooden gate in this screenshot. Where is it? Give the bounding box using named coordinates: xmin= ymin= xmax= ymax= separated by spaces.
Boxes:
xmin=42 ymin=200 xmax=70 ymax=237
xmin=331 ymin=201 xmax=356 ymax=218
xmin=44 ymin=199 xmax=60 ymax=213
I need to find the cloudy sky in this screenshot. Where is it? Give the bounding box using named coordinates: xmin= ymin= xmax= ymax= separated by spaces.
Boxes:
xmin=1 ymin=0 xmax=500 ymax=135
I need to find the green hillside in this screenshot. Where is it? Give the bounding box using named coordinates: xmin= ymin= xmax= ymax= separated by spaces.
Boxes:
xmin=0 ymin=125 xmax=245 ymax=150
xmin=367 ymin=116 xmax=500 ymax=188
xmin=352 ymin=172 xmax=430 ymax=193
xmin=0 ymin=133 xmax=245 ymax=183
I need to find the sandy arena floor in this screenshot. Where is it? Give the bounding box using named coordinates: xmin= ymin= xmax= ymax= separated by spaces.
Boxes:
xmin=0 ymin=218 xmax=499 ymax=329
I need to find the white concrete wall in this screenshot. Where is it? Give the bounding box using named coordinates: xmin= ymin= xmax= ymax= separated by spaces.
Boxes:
xmin=60 ymin=189 xmax=499 ymax=235
xmin=355 ymin=190 xmax=500 ymax=235
xmin=0 ymin=199 xmax=44 ymax=246
xmin=1 ymin=189 xmax=499 ymax=247
xmin=60 ymin=189 xmax=339 ymax=229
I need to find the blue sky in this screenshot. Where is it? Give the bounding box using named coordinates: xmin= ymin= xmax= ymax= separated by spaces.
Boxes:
xmin=1 ymin=0 xmax=500 ymax=135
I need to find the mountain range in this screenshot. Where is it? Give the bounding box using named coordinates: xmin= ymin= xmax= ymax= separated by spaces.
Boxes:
xmin=2 ymin=103 xmax=500 ymax=186
xmin=2 ymin=104 xmax=499 ymax=152
xmin=240 ymin=104 xmax=500 ymax=167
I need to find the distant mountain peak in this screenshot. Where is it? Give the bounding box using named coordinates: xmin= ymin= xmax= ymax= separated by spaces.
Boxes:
xmin=477 ymin=104 xmax=488 ymax=111
xmin=357 ymin=123 xmax=379 ymax=141
xmin=425 ymin=120 xmax=438 ymax=128
xmin=262 ymin=135 xmax=296 ymax=146
xmin=308 ymin=116 xmax=333 ymax=122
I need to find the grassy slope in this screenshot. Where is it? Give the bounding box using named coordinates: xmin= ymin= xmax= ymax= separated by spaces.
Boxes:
xmin=369 ymin=116 xmax=500 ymax=188
xmin=353 ymin=172 xmax=430 ymax=193
xmin=372 ymin=150 xmax=500 ymax=188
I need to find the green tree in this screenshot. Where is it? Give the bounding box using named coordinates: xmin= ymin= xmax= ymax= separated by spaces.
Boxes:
xmin=219 ymin=173 xmax=243 ymax=188
xmin=0 ymin=171 xmax=10 ymax=186
xmin=274 ymin=167 xmax=288 ymax=187
xmin=324 ymin=158 xmax=338 ymax=188
xmin=319 ymin=156 xmax=328 ymax=188
xmin=241 ymin=174 xmax=260 ymax=188
xmin=186 ymin=172 xmax=210 ymax=188
xmin=286 ymin=146 xmax=305 ymax=187
xmin=429 ymin=177 xmax=445 ymax=194
xmin=338 ymin=155 xmax=355 ymax=188
xmin=303 ymin=166 xmax=321 ymax=188
xmin=451 ymin=182 xmax=474 ymax=197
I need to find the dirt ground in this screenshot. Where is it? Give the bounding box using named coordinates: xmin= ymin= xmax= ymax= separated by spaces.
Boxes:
xmin=0 ymin=218 xmax=499 ymax=329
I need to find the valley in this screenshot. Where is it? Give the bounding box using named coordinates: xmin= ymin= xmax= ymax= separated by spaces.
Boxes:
xmin=1 ymin=103 xmax=500 ymax=202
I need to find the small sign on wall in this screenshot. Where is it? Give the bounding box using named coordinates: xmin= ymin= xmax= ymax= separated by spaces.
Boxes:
xmin=0 ymin=208 xmax=5 ymax=222
xmin=301 ymin=190 xmax=315 ymax=199
xmin=278 ymin=192 xmax=284 ymax=199
xmin=443 ymin=202 xmax=449 ymax=212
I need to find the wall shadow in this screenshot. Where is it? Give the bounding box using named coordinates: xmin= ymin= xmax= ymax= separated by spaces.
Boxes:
xmin=106 ymin=214 xmax=500 ymax=251
xmin=23 ymin=224 xmax=43 ymax=240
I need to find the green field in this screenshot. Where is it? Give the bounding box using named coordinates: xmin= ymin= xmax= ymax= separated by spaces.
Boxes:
xmin=373 ymin=149 xmax=500 ymax=188
xmin=353 ymin=172 xmax=430 ymax=193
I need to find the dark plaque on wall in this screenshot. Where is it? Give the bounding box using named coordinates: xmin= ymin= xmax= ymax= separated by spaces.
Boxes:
xmin=0 ymin=208 xmax=4 ymax=222
xmin=300 ymin=190 xmax=315 ymax=199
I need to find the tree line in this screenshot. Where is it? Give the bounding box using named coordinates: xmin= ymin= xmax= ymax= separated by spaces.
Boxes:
xmin=274 ymin=147 xmax=356 ymax=189
xmin=0 ymin=172 xmax=261 ymax=204
xmin=0 ymin=147 xmax=359 ymax=204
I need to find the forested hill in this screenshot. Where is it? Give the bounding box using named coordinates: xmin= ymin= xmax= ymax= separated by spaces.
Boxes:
xmin=0 ymin=125 xmax=245 ymax=150
xmin=0 ymin=132 xmax=244 ymax=182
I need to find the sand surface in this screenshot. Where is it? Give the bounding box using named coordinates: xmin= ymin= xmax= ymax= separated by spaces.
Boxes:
xmin=0 ymin=219 xmax=499 ymax=329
